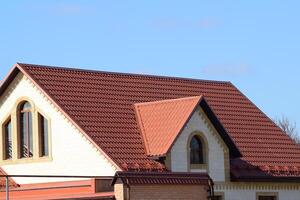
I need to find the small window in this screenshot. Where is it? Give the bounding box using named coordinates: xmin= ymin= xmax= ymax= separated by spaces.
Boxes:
xmin=3 ymin=119 xmax=12 ymax=160
xmin=38 ymin=113 xmax=49 ymax=157
xmin=190 ymin=136 xmax=204 ymax=164
xmin=258 ymin=196 xmax=276 ymax=200
xmin=19 ymin=101 xmax=33 ymax=158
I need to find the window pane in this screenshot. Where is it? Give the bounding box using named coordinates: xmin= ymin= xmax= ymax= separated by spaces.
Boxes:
xmin=21 ymin=102 xmax=31 ymax=111
xmin=191 ymin=137 xmax=200 ymax=149
xmin=190 ymin=136 xmax=204 ymax=164
xmin=20 ymin=110 xmax=33 ymax=158
xmin=4 ymin=120 xmax=12 ymax=160
xmin=20 ymin=112 xmax=27 ymax=157
xmin=39 ymin=114 xmax=49 ymax=157
xmin=28 ymin=112 xmax=33 ymax=156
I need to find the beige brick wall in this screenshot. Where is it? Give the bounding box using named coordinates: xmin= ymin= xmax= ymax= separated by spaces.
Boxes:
xmin=170 ymin=107 xmax=230 ymax=182
xmin=114 ymin=183 xmax=125 ymax=200
xmin=129 ymin=185 xmax=208 ymax=200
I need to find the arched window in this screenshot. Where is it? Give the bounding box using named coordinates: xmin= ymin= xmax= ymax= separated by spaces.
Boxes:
xmin=190 ymin=136 xmax=204 ymax=164
xmin=3 ymin=119 xmax=12 ymax=160
xmin=19 ymin=101 xmax=33 ymax=158
xmin=1 ymin=99 xmax=52 ymax=163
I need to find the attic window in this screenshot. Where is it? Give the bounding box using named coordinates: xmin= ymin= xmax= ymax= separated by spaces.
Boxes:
xmin=1 ymin=99 xmax=51 ymax=163
xmin=190 ymin=136 xmax=204 ymax=164
xmin=19 ymin=101 xmax=33 ymax=158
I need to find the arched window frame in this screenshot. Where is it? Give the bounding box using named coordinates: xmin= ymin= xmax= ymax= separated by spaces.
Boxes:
xmin=2 ymin=117 xmax=12 ymax=160
xmin=0 ymin=97 xmax=52 ymax=164
xmin=190 ymin=136 xmax=204 ymax=164
xmin=18 ymin=101 xmax=34 ymax=158
xmin=187 ymin=131 xmax=208 ymax=170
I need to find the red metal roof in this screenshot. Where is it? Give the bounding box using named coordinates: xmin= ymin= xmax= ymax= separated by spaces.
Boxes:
xmin=113 ymin=171 xmax=210 ymax=185
xmin=230 ymin=158 xmax=300 ymax=181
xmin=134 ymin=96 xmax=202 ymax=156
xmin=1 ymin=63 xmax=300 ymax=180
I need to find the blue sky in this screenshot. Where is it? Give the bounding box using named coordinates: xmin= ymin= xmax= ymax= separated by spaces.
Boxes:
xmin=0 ymin=1 xmax=299 ymax=134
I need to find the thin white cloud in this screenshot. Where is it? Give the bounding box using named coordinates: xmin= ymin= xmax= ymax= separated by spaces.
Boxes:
xmin=201 ymin=63 xmax=251 ymax=76
xmin=150 ymin=17 xmax=221 ymax=30
xmin=198 ymin=18 xmax=220 ymax=28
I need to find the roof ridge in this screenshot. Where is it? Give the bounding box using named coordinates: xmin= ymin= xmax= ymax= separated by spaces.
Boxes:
xmin=17 ymin=62 xmax=231 ymax=85
xmin=134 ymin=96 xmax=202 ymax=107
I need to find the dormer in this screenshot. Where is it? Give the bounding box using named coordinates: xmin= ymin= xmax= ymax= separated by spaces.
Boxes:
xmin=134 ymin=96 xmax=240 ymax=181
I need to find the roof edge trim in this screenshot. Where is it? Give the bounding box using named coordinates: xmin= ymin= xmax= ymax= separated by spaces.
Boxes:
xmin=199 ymin=98 xmax=242 ymax=157
xmin=133 ymin=103 xmax=152 ymax=156
xmin=0 ymin=64 xmax=20 ymax=95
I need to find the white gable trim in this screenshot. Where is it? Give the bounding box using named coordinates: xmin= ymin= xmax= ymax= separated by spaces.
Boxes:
xmin=0 ymin=71 xmax=121 ymax=173
xmin=19 ymin=68 xmax=122 ymax=171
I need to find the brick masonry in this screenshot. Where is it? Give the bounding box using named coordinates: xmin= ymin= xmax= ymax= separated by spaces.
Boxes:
xmin=115 ymin=184 xmax=208 ymax=200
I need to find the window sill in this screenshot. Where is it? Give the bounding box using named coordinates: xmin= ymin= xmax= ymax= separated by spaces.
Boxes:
xmin=0 ymin=156 xmax=52 ymax=165
xmin=190 ymin=164 xmax=207 ymax=170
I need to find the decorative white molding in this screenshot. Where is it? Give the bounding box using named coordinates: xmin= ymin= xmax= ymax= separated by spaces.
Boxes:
xmin=198 ymin=108 xmax=230 ymax=181
xmin=198 ymin=109 xmax=228 ymax=152
xmin=215 ymin=182 xmax=300 ymax=191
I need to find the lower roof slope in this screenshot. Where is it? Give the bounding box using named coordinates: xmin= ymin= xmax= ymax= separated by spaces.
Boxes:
xmin=113 ymin=171 xmax=210 ymax=185
xmin=0 ymin=168 xmax=18 ymax=189
xmin=4 ymin=63 xmax=300 ymax=175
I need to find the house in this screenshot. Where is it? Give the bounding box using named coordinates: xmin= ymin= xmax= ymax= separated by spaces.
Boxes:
xmin=0 ymin=63 xmax=300 ymax=200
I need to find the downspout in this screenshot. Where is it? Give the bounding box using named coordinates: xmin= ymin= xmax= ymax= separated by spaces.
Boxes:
xmin=125 ymin=178 xmax=130 ymax=200
xmin=208 ymin=177 xmax=214 ymax=200
xmin=6 ymin=176 xmax=9 ymax=200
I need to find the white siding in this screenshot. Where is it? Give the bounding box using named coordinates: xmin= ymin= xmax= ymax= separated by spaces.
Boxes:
xmin=0 ymin=73 xmax=118 ymax=184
